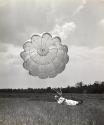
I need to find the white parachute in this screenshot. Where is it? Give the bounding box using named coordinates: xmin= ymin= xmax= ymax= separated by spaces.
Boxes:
xmin=20 ymin=33 xmax=69 ymax=79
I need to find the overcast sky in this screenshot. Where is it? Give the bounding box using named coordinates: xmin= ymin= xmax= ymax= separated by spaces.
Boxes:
xmin=0 ymin=0 xmax=104 ymax=88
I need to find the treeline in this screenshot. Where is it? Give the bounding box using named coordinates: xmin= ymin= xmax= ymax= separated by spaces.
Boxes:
xmin=0 ymin=81 xmax=104 ymax=94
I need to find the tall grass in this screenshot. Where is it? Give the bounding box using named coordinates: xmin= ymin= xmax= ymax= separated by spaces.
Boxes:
xmin=0 ymin=94 xmax=104 ymax=125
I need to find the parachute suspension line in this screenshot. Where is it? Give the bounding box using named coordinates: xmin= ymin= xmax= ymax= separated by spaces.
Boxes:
xmin=41 ymin=36 xmax=42 ymax=51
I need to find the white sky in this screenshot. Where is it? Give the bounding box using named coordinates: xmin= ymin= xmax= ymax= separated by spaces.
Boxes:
xmin=0 ymin=0 xmax=104 ymax=88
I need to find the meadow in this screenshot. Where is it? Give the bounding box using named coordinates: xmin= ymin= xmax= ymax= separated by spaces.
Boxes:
xmin=0 ymin=93 xmax=104 ymax=125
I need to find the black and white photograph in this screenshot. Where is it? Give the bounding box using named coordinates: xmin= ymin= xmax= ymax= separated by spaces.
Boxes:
xmin=0 ymin=0 xmax=104 ymax=125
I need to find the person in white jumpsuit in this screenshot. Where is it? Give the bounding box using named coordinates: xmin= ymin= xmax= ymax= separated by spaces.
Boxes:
xmin=54 ymin=89 xmax=83 ymax=106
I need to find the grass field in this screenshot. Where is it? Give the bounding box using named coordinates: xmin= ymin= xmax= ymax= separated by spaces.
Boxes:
xmin=0 ymin=94 xmax=104 ymax=125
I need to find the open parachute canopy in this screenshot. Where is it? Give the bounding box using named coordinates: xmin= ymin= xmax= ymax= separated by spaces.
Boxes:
xmin=20 ymin=32 xmax=69 ymax=79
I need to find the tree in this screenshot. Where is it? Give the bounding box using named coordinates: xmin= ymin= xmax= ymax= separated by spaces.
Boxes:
xmin=75 ymin=81 xmax=84 ymax=88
